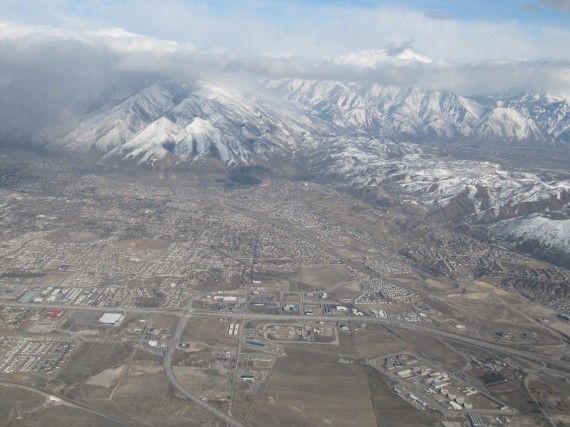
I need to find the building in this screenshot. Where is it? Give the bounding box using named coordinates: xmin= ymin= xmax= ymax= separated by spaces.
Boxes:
xmin=98 ymin=313 xmax=123 ymax=326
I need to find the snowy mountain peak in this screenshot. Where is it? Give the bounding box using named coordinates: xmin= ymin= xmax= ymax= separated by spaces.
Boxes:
xmin=26 ymin=77 xmax=570 ymax=170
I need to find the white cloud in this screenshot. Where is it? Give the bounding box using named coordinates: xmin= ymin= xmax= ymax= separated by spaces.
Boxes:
xmin=1 ymin=1 xmax=570 ymax=63
xmin=0 ymin=21 xmax=569 ymax=98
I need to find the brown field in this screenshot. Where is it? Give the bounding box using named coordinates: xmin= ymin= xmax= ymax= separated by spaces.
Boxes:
xmin=45 ymin=230 xmax=103 ymax=243
xmin=0 ymin=384 xmax=126 ymax=427
xmin=364 ymin=366 xmax=444 ymax=427
xmin=173 ymin=366 xmax=231 ymax=403
xmin=58 ymin=342 xmax=134 ymax=385
xmin=116 ymin=238 xmax=171 ymax=251
xmin=388 ymin=328 xmax=467 ymax=368
xmin=113 ymin=367 xmax=218 ymax=427
xmin=248 ymin=347 xmax=377 ymax=427
xmin=301 ymin=264 xmax=351 ymax=289
xmin=528 ymin=371 xmax=570 ymax=418
xmin=352 ymin=324 xmax=412 ymax=359
xmin=181 ymin=317 xmax=240 ymax=347
xmin=9 ymin=405 xmax=126 ymax=427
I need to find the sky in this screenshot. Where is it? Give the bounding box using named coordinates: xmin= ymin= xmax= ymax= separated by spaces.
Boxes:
xmin=0 ymin=0 xmax=570 ymax=96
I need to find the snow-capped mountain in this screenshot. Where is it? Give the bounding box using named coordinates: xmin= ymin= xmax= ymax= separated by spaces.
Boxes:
xmin=41 ymin=79 xmax=327 ymax=168
xmin=311 ymin=137 xmax=570 ymax=220
xmin=503 ymin=92 xmax=570 ymax=143
xmin=266 ymin=79 xmax=566 ymax=143
xmin=33 ymin=77 xmax=570 ymax=170
xmin=3 ymin=74 xmax=570 ymax=261
xmin=477 ymin=213 xmax=570 ymax=266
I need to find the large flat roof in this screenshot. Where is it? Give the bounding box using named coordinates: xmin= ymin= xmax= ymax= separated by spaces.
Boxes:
xmin=99 ymin=313 xmax=123 ymax=324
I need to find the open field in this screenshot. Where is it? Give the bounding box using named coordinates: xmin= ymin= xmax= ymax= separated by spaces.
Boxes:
xmin=182 ymin=317 xmax=241 ymax=347
xmin=0 ymin=384 xmax=127 ymax=427
xmin=248 ymin=347 xmax=376 ymax=427
xmin=116 ymin=238 xmax=171 ymax=251
xmin=113 ymin=368 xmax=218 ymax=427
xmin=363 ymin=366 xmax=444 ymax=427
xmin=59 ymin=342 xmax=134 ymax=385
xmin=301 ymin=264 xmax=351 ymax=289
xmin=351 ymin=324 xmax=412 ymax=359
xmin=174 ymin=366 xmax=231 ymax=403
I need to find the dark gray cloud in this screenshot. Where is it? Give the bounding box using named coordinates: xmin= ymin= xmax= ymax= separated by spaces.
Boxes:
xmin=422 ymin=10 xmax=454 ymax=21
xmin=520 ymin=3 xmax=543 ymax=12
xmin=541 ymin=0 xmax=570 ymax=10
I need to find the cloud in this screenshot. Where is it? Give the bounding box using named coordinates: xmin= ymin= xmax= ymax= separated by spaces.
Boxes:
xmin=329 ymin=41 xmax=433 ymax=69
xmin=422 ymin=10 xmax=454 ymax=21
xmin=1 ymin=1 xmax=570 ymax=63
xmin=0 ymin=21 xmax=569 ymax=102
xmin=541 ymin=0 xmax=570 ymax=10
xmin=520 ymin=3 xmax=543 ymax=12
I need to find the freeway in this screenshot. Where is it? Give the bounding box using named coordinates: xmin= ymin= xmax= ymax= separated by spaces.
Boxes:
xmin=2 ymin=299 xmax=569 ymax=370
xmin=185 ymin=311 xmax=570 ymax=371
xmin=3 ymin=298 xmax=570 ymax=426
xmin=0 ymin=300 xmax=179 ymax=315
xmin=162 ymin=302 xmax=247 ymax=427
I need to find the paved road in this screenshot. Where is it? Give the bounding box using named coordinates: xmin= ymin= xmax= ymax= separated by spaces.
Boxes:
xmin=2 ymin=300 xmax=569 ymax=370
xmin=162 ymin=302 xmax=247 ymax=427
xmin=186 ymin=311 xmax=570 ymax=371
xmin=0 ymin=300 xmax=179 ymax=315
xmin=4 ymin=300 xmax=570 ymax=427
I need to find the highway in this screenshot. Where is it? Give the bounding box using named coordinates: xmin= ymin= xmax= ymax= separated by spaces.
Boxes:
xmin=162 ymin=302 xmax=247 ymax=427
xmin=0 ymin=300 xmax=180 ymax=315
xmin=2 ymin=299 xmax=569 ymax=370
xmin=3 ymin=299 xmax=570 ymax=427
xmin=185 ymin=311 xmax=570 ymax=371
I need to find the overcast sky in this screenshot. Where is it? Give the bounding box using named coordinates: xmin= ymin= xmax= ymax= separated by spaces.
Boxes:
xmin=1 ymin=0 xmax=570 ymax=96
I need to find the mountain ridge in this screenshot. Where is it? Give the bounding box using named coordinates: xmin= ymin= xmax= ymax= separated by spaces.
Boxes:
xmin=2 ymin=75 xmax=570 ymax=264
xmin=29 ymin=78 xmax=570 ymax=170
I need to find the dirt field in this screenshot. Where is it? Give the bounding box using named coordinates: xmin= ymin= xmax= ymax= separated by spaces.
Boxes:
xmin=45 ymin=230 xmax=103 ymax=243
xmin=529 ymin=370 xmax=570 ymax=420
xmin=8 ymin=405 xmax=126 ymax=427
xmin=301 ymin=264 xmax=351 ymax=289
xmin=387 ymin=328 xmax=467 ymax=368
xmin=174 ymin=366 xmax=231 ymax=402
xmin=113 ymin=367 xmax=218 ymax=427
xmin=248 ymin=347 xmax=377 ymax=427
xmin=182 ymin=317 xmax=241 ymax=347
xmin=58 ymin=342 xmax=134 ymax=385
xmin=0 ymin=386 xmax=46 ymax=425
xmin=352 ymin=324 xmax=412 ymax=359
xmin=0 ymin=384 xmax=126 ymax=427
xmin=364 ymin=366 xmax=444 ymax=426
xmin=116 ymin=238 xmax=171 ymax=251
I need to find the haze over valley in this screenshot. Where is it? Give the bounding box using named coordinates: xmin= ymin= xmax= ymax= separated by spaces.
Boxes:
xmin=1 ymin=2 xmax=570 ymax=426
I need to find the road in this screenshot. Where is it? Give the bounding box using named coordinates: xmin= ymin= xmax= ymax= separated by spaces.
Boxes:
xmin=162 ymin=302 xmax=247 ymax=427
xmin=0 ymin=300 xmax=180 ymax=315
xmin=2 ymin=299 xmax=569 ymax=371
xmin=3 ymin=299 xmax=570 ymax=427
xmin=184 ymin=311 xmax=570 ymax=371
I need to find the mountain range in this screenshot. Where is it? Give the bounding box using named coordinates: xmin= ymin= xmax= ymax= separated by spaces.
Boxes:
xmin=2 ymin=76 xmax=570 ymax=264
xmin=26 ymin=77 xmax=570 ymax=167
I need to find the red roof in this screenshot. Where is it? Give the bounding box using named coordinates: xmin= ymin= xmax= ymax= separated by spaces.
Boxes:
xmin=47 ymin=309 xmax=63 ymax=319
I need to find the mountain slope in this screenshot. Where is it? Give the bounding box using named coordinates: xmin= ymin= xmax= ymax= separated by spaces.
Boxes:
xmin=266 ymin=79 xmax=568 ymax=143
xmin=43 ymin=79 xmax=327 ymax=167
xmin=33 ymin=77 xmax=570 ymax=169
xmin=3 ymin=74 xmax=570 ymax=263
